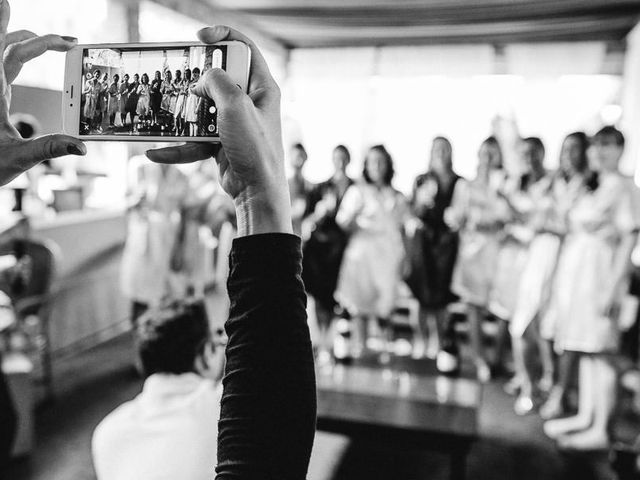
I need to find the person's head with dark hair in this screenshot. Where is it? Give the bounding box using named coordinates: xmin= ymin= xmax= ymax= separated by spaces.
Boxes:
xmin=163 ymin=70 xmax=172 ymax=82
xmin=363 ymin=144 xmax=394 ymax=186
xmin=184 ymin=68 xmax=192 ymax=82
xmin=102 ymin=72 xmax=108 ymax=82
xmin=174 ymin=70 xmax=182 ymax=82
xmin=591 ymin=125 xmax=625 ymax=173
xmin=154 ymin=70 xmax=161 ymax=81
xmin=192 ymin=67 xmax=201 ymax=81
xmin=123 ymin=73 xmax=130 ymax=83
xmin=141 ymin=73 xmax=149 ymax=85
xmin=519 ymin=136 xmax=545 ymax=179
xmin=559 ymin=131 xmax=589 ymax=178
xmin=113 ymin=74 xmax=120 ymax=84
xmin=429 ymin=136 xmax=453 ymax=178
xmin=93 ymin=69 xmax=101 ymax=80
xmin=136 ymin=299 xmax=221 ymax=379
xmin=289 ymin=143 xmax=308 ymax=172
xmin=477 ymin=136 xmax=503 ymax=179
xmin=332 ymin=144 xmax=350 ymax=174
xmin=133 ymin=73 xmax=139 ymax=83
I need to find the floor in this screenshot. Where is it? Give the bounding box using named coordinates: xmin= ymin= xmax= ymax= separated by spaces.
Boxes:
xmin=6 ymin=333 xmax=615 ymax=480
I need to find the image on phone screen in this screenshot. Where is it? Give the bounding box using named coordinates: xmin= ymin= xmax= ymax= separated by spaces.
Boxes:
xmin=80 ymin=45 xmax=227 ymax=137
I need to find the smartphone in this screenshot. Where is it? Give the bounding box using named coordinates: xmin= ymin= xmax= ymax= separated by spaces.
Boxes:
xmin=62 ymin=41 xmax=250 ymax=142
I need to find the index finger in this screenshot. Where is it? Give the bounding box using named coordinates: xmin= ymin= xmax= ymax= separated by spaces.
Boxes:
xmin=197 ymin=25 xmax=275 ymax=93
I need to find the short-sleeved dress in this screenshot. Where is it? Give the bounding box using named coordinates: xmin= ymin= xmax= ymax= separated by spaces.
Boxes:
xmin=335 ymin=183 xmax=409 ymax=318
xmin=107 ymin=81 xmax=119 ymax=116
xmin=118 ymin=81 xmax=130 ymax=113
xmin=136 ymin=83 xmax=151 ymax=116
xmin=551 ymin=172 xmax=638 ymax=353
xmin=447 ymin=174 xmax=512 ymax=309
xmin=185 ymin=81 xmax=201 ymax=123
xmin=174 ymin=80 xmax=188 ymax=118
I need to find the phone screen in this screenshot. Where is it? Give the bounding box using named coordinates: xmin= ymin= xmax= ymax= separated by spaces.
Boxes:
xmin=80 ymin=45 xmax=227 ymax=137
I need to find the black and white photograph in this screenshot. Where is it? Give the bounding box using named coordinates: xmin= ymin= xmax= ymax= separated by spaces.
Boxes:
xmin=80 ymin=46 xmax=225 ymax=137
xmin=2 ymin=1 xmax=640 ymax=480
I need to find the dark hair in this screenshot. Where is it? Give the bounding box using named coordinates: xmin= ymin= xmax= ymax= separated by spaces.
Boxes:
xmin=333 ymin=144 xmax=350 ymax=160
xmin=522 ymin=136 xmax=545 ymax=156
xmin=193 ymin=67 xmax=201 ymax=75
xmin=593 ymin=125 xmax=625 ymax=147
xmin=137 ymin=299 xmax=211 ymax=377
xmin=363 ymin=144 xmax=395 ymax=185
xmin=94 ymin=69 xmax=101 ymax=76
xmin=113 ymin=74 xmax=120 ymax=82
xmin=292 ymin=143 xmax=307 ymax=155
xmin=480 ymin=136 xmax=503 ymax=169
xmin=562 ymin=131 xmax=589 ymax=174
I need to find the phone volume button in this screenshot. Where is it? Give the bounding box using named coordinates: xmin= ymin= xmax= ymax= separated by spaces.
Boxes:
xmin=70 ymin=85 xmax=74 ymax=99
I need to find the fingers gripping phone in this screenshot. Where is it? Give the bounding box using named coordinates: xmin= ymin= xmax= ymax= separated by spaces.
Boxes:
xmin=62 ymin=41 xmax=250 ymax=142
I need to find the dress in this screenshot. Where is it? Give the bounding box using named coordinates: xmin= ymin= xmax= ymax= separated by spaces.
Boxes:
xmin=120 ymin=161 xmax=189 ymax=306
xmin=107 ymin=82 xmax=119 ymax=116
xmin=405 ymin=172 xmax=460 ymax=308
xmin=136 ymin=83 xmax=151 ymax=116
xmin=173 ymin=80 xmax=187 ymax=118
xmin=125 ymin=81 xmax=139 ymax=114
xmin=302 ymin=175 xmax=353 ymax=310
xmin=447 ymin=173 xmax=511 ymax=308
xmin=551 ymin=173 xmax=637 ymax=353
xmin=149 ymin=78 xmax=162 ymax=113
xmin=118 ymin=81 xmax=130 ymax=113
xmin=83 ymin=79 xmax=101 ymax=120
xmin=335 ymin=183 xmax=409 ymax=318
xmin=184 ymin=81 xmax=201 ymax=123
xmin=161 ymin=80 xmax=176 ymax=113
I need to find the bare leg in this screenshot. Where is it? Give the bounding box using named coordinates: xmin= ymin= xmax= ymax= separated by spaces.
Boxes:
xmin=538 ymin=337 xmax=555 ymax=393
xmin=541 ymin=350 xmax=578 ymax=419
xmin=544 ymin=354 xmax=593 ymax=439
xmin=468 ymin=305 xmax=490 ymax=382
xmin=425 ymin=309 xmax=441 ymax=359
xmin=513 ymin=326 xmax=534 ymax=415
xmin=559 ymin=356 xmax=614 ymax=449
xmin=412 ymin=306 xmax=429 ymax=359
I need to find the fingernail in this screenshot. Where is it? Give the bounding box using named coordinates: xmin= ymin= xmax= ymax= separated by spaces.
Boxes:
xmin=62 ymin=36 xmax=78 ymax=43
xmin=67 ymin=144 xmax=84 ymax=155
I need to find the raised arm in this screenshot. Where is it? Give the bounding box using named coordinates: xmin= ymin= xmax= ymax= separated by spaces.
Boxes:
xmin=146 ymin=25 xmax=316 ymax=480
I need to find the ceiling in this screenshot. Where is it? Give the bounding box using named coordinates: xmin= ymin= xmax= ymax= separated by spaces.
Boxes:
xmin=208 ymin=0 xmax=640 ymax=48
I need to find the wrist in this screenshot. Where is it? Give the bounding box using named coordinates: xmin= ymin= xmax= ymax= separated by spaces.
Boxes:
xmin=234 ymin=187 xmax=293 ymax=237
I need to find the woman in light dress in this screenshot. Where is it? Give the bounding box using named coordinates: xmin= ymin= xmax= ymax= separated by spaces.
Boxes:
xmin=185 ymin=67 xmax=202 ymax=136
xmin=335 ymin=145 xmax=410 ymax=357
xmin=160 ymin=70 xmax=175 ymax=114
xmin=121 ymin=158 xmax=190 ymax=323
xmin=445 ymin=136 xmax=511 ymax=382
xmin=136 ymin=73 xmax=151 ymax=121
xmin=173 ymin=69 xmax=190 ymax=136
xmin=543 ymin=127 xmax=638 ymax=450
xmin=83 ymin=70 xmax=102 ymax=131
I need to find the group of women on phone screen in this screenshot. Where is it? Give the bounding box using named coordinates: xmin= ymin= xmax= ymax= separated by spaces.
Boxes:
xmin=82 ymin=66 xmax=205 ymax=136
xmin=296 ymin=126 xmax=640 ymax=451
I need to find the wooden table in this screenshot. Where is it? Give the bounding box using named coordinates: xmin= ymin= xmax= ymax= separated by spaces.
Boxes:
xmin=315 ymin=356 xmax=482 ymax=480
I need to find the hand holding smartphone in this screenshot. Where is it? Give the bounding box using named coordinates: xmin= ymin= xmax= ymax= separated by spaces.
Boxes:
xmin=63 ymin=41 xmax=250 ymax=142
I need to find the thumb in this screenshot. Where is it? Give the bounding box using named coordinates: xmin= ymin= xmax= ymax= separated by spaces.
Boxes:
xmin=192 ymin=68 xmax=243 ymax=109
xmin=16 ymin=134 xmax=86 ymax=164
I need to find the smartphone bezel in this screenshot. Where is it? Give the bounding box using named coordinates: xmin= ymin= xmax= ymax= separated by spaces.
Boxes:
xmin=62 ymin=41 xmax=250 ymax=142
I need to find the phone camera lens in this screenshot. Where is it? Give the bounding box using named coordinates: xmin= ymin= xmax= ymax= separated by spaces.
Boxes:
xmin=209 ymin=106 xmax=216 ymax=114
xmin=207 ymin=124 xmax=216 ymax=133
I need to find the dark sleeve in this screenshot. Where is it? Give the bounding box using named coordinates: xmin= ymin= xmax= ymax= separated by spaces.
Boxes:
xmin=0 ymin=355 xmax=17 ymax=470
xmin=215 ymin=233 xmax=316 ymax=480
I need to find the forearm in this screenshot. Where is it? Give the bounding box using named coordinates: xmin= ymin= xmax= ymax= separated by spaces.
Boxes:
xmin=234 ymin=188 xmax=293 ymax=237
xmin=216 ymin=233 xmax=316 ymax=480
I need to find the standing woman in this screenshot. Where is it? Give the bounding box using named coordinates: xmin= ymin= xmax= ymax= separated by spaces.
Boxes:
xmin=335 ymin=145 xmax=410 ymax=357
xmin=97 ymin=72 xmax=109 ymax=129
xmin=125 ymin=73 xmax=140 ymax=130
xmin=106 ymin=74 xmax=120 ymax=128
xmin=118 ymin=73 xmax=130 ymax=127
xmin=173 ymin=69 xmax=190 ymax=136
xmin=406 ymin=136 xmax=460 ymax=363
xmin=544 ymin=127 xmax=638 ymax=450
xmin=538 ymin=132 xmax=592 ymax=420
xmin=288 ymin=143 xmax=312 ymax=237
xmin=136 ymin=73 xmax=151 ymax=126
xmin=83 ymin=70 xmax=102 ymax=131
xmin=302 ymin=145 xmax=354 ymax=363
xmin=160 ymin=70 xmax=174 ymax=117
xmin=184 ymin=67 xmax=202 ymax=136
xmin=149 ymin=70 xmax=163 ymax=126
xmin=445 ymin=136 xmax=511 ymax=382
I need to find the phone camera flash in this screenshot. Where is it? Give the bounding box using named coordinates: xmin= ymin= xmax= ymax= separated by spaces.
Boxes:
xmin=209 ymin=106 xmax=216 ymax=114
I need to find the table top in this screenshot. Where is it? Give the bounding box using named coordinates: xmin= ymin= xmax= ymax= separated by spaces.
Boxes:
xmin=316 ymin=355 xmax=481 ymax=441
